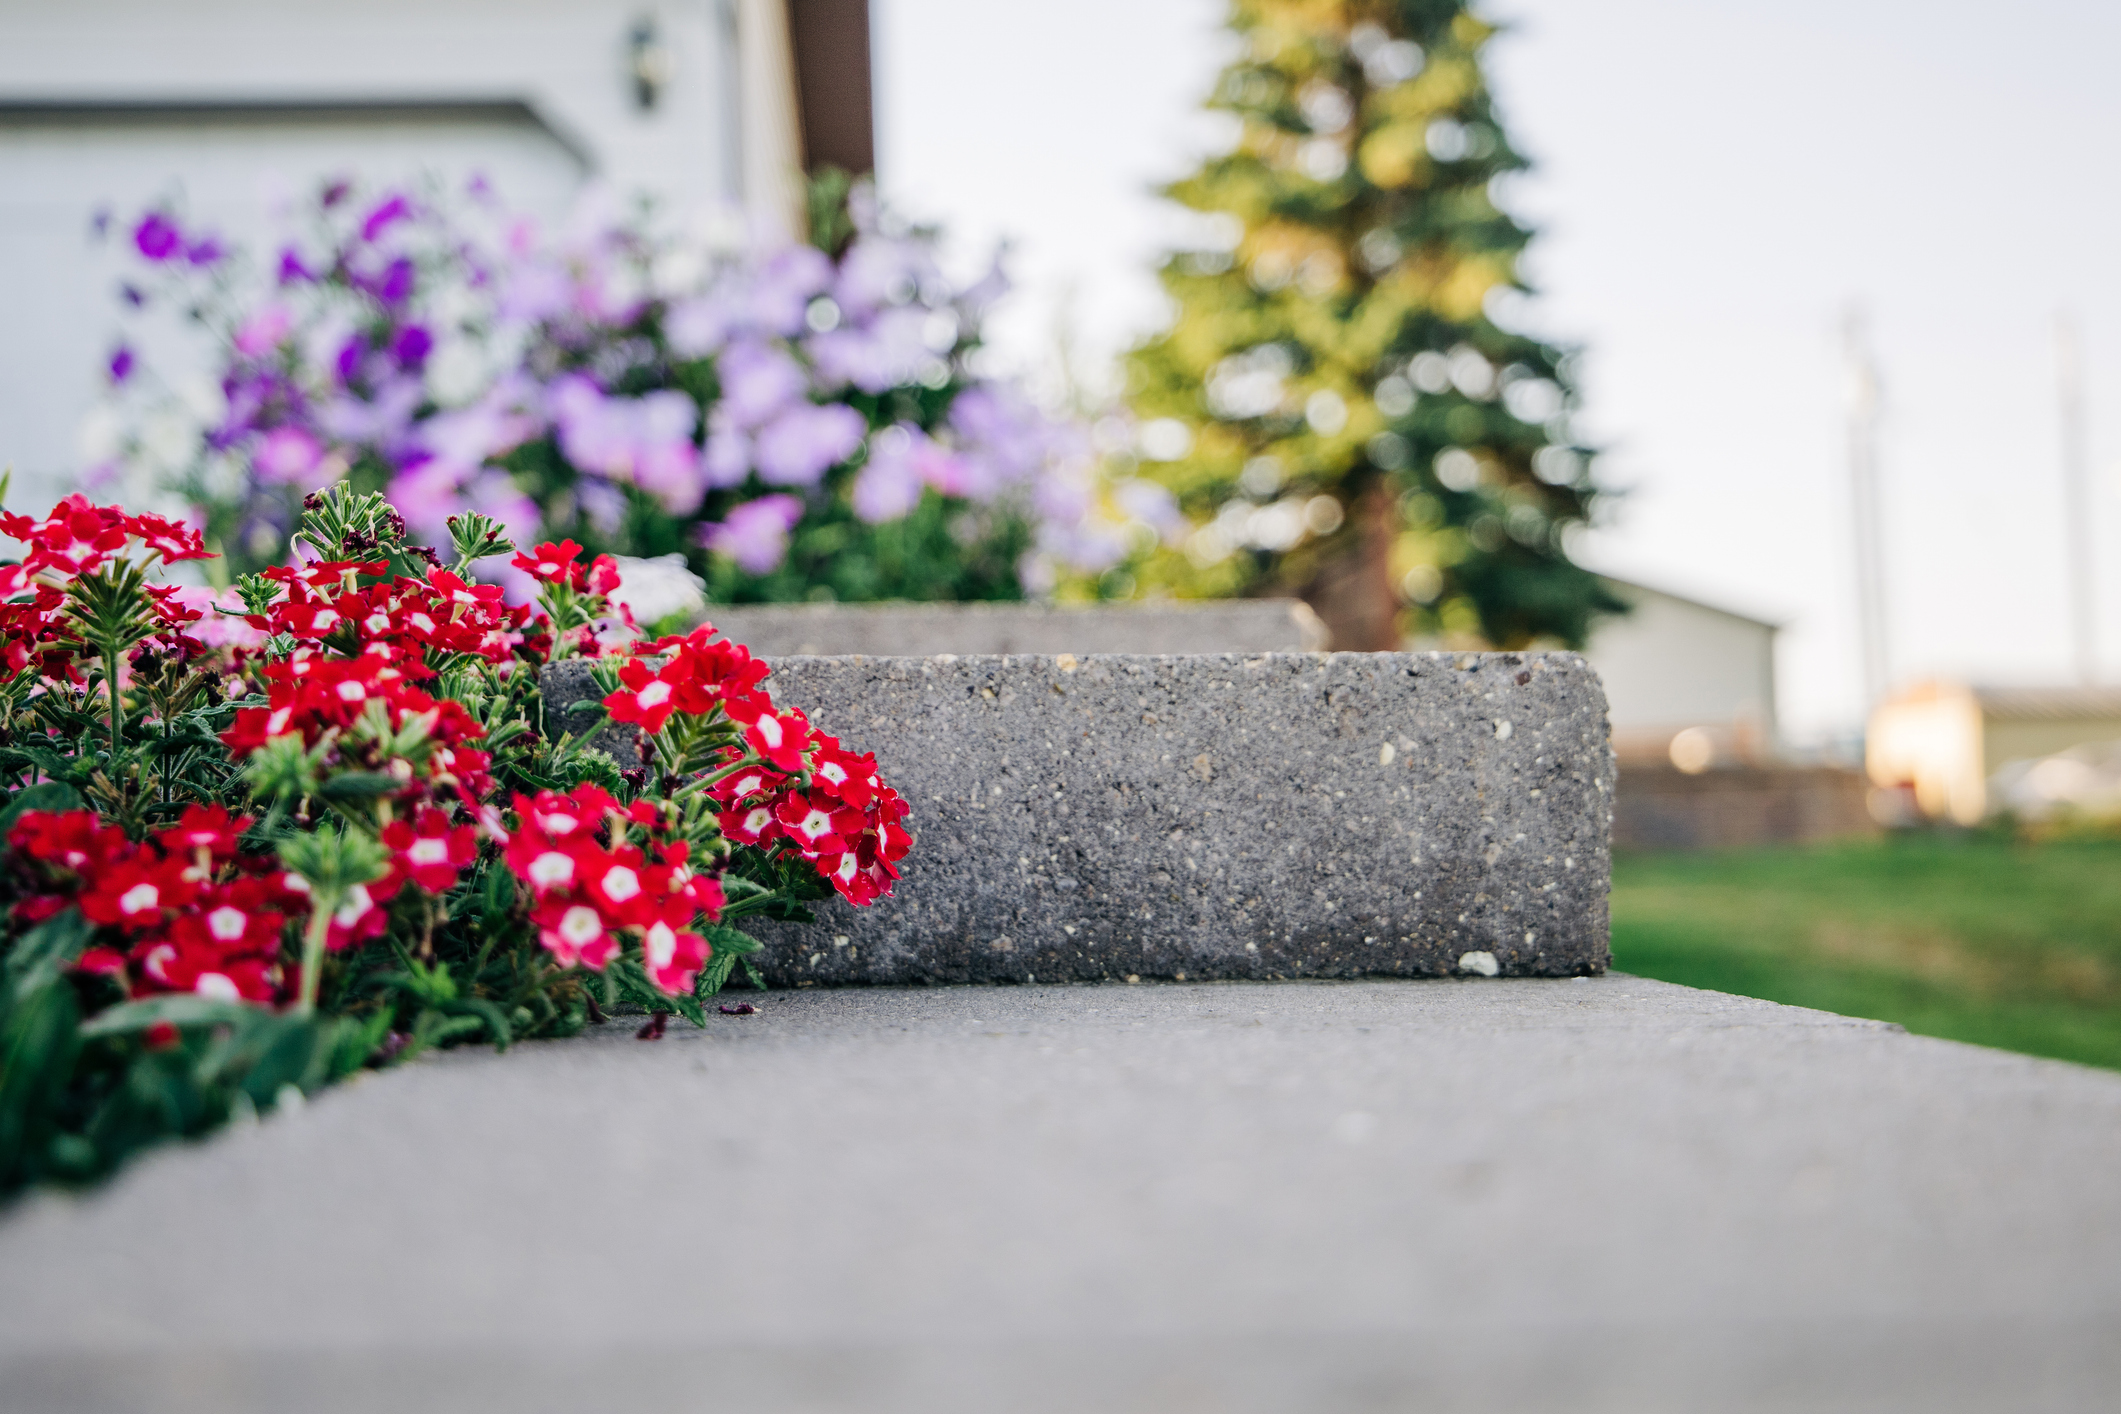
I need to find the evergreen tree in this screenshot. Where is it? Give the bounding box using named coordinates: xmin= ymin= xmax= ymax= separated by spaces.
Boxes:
xmin=1124 ymin=0 xmax=1622 ymax=649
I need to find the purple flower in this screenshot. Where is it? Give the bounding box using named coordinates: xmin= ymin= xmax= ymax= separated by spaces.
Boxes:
xmin=850 ymin=424 xmax=926 ymax=523
xmin=334 ymin=333 xmax=368 ymax=387
xmin=185 ymin=236 xmax=225 ymax=267
xmin=754 ymin=403 xmax=865 ymax=486
xmin=832 ymin=235 xmax=936 ymax=319
xmin=746 ymin=246 xmax=834 ymax=336
xmin=321 ymin=179 xmax=351 ymax=209
xmin=376 ymin=257 xmax=416 ymax=305
xmin=107 ymin=345 xmax=134 ymax=385
xmin=254 ymin=426 xmax=324 ymax=484
xmin=702 ymin=426 xmax=750 ymax=488
xmin=133 ymin=213 xmax=182 ymax=262
xmin=120 ymin=283 xmax=145 ymax=309
xmin=700 ymin=494 xmax=803 ymax=574
xmin=550 ymin=377 xmax=703 ymax=510
xmin=276 ymin=246 xmax=315 ymax=285
xmin=714 ymin=340 xmax=807 ymax=429
xmin=361 ymin=194 xmax=413 ymax=244
xmin=391 ymin=323 xmax=434 ymax=369
xmin=806 ymin=306 xmax=932 ymax=394
xmin=664 ymin=295 xmax=733 ymax=359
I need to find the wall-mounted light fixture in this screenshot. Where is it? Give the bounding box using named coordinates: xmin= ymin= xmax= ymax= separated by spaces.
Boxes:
xmin=629 ymin=16 xmax=672 ymax=112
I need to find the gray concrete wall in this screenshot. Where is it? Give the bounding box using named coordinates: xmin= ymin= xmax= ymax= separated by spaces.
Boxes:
xmin=544 ymin=651 xmax=1615 ymax=983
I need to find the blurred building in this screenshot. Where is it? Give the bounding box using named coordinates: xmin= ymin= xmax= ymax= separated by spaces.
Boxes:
xmin=1868 ymin=681 xmax=2121 ymax=825
xmin=1585 ymin=577 xmax=1872 ymax=850
xmin=1583 ymin=576 xmax=1779 ymax=769
xmin=0 ymin=0 xmax=871 ymax=510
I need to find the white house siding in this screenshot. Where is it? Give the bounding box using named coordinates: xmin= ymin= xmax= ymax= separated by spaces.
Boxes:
xmin=0 ymin=0 xmax=757 ymax=511
xmin=1581 ymin=578 xmax=1780 ymax=764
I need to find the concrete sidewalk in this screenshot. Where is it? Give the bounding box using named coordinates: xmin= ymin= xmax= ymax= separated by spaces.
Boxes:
xmin=2 ymin=975 xmax=2118 ymax=1412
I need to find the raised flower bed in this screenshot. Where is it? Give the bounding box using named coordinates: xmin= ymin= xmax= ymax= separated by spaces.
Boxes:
xmin=0 ymin=486 xmax=904 ymax=1195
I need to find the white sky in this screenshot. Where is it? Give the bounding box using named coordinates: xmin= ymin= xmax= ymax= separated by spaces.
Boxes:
xmin=875 ymin=0 xmax=2121 ymax=742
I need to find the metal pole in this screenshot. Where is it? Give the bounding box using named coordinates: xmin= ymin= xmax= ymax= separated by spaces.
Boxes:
xmin=2057 ymin=312 xmax=2095 ymax=684
xmin=1844 ymin=306 xmax=1889 ymax=707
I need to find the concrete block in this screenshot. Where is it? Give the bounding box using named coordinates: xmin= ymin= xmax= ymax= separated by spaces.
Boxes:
xmin=543 ymin=652 xmax=1614 ymax=983
xmin=668 ymin=598 xmax=1328 ymax=657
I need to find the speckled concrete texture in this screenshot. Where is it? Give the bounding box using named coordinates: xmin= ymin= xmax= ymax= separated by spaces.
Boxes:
xmin=2 ymin=976 xmax=2117 ymax=1414
xmin=544 ymin=651 xmax=1615 ymax=983
xmin=667 ymin=597 xmax=1327 ymax=656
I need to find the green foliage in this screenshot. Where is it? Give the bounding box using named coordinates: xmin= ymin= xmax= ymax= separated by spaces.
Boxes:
xmin=1613 ymin=835 xmax=2121 ymax=1071
xmin=1123 ymin=0 xmax=1622 ymax=647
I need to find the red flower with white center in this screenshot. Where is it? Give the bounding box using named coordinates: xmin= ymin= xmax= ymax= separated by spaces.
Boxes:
xmin=817 ymin=850 xmax=882 ymax=906
xmin=640 ymin=912 xmax=709 ymax=994
xmin=533 ymin=900 xmax=620 ymax=970
xmin=381 ymin=807 xmax=479 ymax=894
xmin=719 ymin=803 xmax=778 ymax=846
xmin=324 ymin=877 xmax=399 ymax=951
xmin=584 ymin=850 xmax=648 ymax=916
xmin=603 ymin=657 xmax=684 ymax=734
xmin=808 ymin=738 xmax=881 ymax=809
xmin=511 ymin=540 xmax=586 ymax=586
xmin=711 ymin=761 xmax=786 ymax=805
xmin=773 ymin=792 xmax=861 ymax=857
xmin=724 ymin=694 xmax=811 ymax=772
xmin=156 ymin=804 xmax=249 ymax=859
xmin=520 ymin=845 xmax=578 ymax=894
xmin=11 ymin=809 xmax=131 ymax=875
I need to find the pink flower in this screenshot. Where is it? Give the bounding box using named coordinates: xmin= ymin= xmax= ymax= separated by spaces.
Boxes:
xmin=234 ymin=305 xmax=293 ymax=357
xmin=255 ymin=426 xmax=324 ymax=484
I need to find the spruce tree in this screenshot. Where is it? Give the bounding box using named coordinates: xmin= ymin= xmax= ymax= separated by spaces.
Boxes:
xmin=1125 ymin=0 xmax=1621 ymax=649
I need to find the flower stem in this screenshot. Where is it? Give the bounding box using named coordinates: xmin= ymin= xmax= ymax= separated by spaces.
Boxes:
xmin=296 ymin=892 xmax=336 ymax=1016
xmin=102 ymin=644 xmax=122 ymax=762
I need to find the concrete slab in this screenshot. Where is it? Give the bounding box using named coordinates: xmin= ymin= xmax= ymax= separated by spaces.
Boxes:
xmin=679 ymin=598 xmax=1329 ymax=657
xmin=546 ymin=651 xmax=1616 ymax=982
xmin=2 ymin=974 xmax=2117 ymax=1412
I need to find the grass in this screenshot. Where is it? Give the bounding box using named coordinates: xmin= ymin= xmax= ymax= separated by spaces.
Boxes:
xmin=1609 ymin=833 xmax=2121 ymax=1071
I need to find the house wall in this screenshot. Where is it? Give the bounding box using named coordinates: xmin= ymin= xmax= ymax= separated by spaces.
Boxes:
xmin=0 ymin=0 xmax=760 ymax=511
xmin=1581 ymin=579 xmax=1778 ymax=763
xmin=1985 ymin=718 xmax=2121 ymax=776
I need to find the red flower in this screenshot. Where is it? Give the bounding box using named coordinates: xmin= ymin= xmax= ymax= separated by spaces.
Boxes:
xmin=724 ymin=694 xmax=811 ymax=772
xmin=511 ymin=540 xmax=586 ymax=585
xmin=532 ymin=899 xmax=620 ymax=970
xmin=640 ymin=911 xmax=709 ymax=994
xmin=382 ymin=807 xmax=479 ymax=893
xmin=157 ymin=804 xmax=249 ymax=859
xmin=773 ymin=791 xmax=861 ymax=858
xmin=719 ymin=802 xmax=778 ymax=847
xmin=586 ymin=555 xmax=622 ymax=595
xmin=604 ymin=657 xmax=684 ymax=735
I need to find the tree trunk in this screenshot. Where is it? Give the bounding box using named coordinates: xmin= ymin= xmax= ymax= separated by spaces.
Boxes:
xmin=1299 ymin=485 xmax=1399 ymax=651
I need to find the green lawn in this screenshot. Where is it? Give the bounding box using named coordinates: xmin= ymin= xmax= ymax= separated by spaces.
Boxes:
xmin=1610 ymin=835 xmax=2121 ymax=1071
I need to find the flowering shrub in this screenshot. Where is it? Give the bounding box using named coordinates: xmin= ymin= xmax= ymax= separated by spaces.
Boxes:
xmin=0 ymin=486 xmax=906 ymax=1196
xmin=88 ymin=175 xmax=1174 ymax=608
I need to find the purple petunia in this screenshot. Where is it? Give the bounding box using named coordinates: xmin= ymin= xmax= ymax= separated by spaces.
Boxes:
xmin=700 ymin=494 xmax=803 ymax=575
xmin=107 ymin=345 xmax=134 ymax=384
xmin=754 ymin=403 xmax=865 ymax=487
xmin=133 ymin=213 xmax=182 ymax=262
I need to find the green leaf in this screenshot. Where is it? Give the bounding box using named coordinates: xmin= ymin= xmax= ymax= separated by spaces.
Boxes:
xmin=696 ymin=949 xmax=738 ymax=998
xmin=78 ymin=993 xmax=265 ymax=1038
xmin=700 ymin=921 xmax=763 ymax=955
xmin=4 ymin=909 xmax=92 ymax=1000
